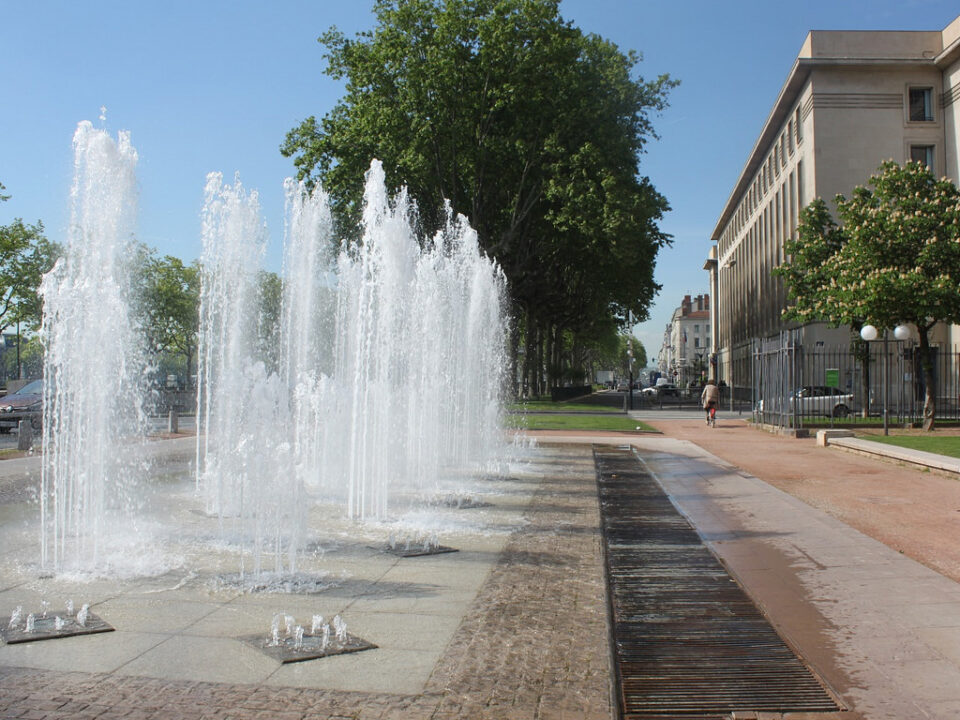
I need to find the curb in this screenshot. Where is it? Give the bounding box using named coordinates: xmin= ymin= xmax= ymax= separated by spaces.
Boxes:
xmin=822 ymin=435 xmax=960 ymax=475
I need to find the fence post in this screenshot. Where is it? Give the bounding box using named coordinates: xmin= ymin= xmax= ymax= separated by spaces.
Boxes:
xmin=17 ymin=420 xmax=33 ymax=451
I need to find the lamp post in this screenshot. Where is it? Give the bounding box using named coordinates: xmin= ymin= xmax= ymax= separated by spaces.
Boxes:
xmin=860 ymin=323 xmax=910 ymax=436
xmin=626 ymin=310 xmax=634 ymax=411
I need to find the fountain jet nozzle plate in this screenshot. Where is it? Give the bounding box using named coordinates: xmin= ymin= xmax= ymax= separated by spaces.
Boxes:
xmin=242 ymin=632 xmax=377 ymax=663
xmin=1 ymin=612 xmax=114 ymax=644
xmin=383 ymin=544 xmax=459 ymax=557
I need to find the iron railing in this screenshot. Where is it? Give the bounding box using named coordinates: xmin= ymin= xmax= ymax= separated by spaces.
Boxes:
xmin=753 ymin=335 xmax=960 ymax=429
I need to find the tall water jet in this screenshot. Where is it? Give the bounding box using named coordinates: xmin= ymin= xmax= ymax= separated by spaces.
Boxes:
xmin=329 ymin=161 xmax=509 ymax=519
xmin=280 ymin=178 xmax=337 ymax=505
xmin=196 ymin=172 xmax=303 ymax=575
xmin=39 ymin=121 xmax=148 ymax=573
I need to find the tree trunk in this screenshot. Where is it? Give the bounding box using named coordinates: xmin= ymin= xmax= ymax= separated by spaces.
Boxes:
xmin=918 ymin=326 xmax=936 ymax=431
xmin=545 ymin=323 xmax=555 ymax=391
xmin=507 ymin=319 xmax=520 ymax=400
xmin=521 ymin=312 xmax=533 ymax=399
xmin=534 ymin=323 xmax=544 ymax=397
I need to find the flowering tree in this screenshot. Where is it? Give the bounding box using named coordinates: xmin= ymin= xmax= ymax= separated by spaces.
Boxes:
xmin=776 ymin=161 xmax=960 ymax=430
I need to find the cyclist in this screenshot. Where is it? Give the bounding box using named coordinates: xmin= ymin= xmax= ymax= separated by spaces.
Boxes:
xmin=700 ymin=379 xmax=720 ymax=426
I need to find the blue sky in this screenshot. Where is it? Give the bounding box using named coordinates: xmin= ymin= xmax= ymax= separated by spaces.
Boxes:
xmin=2 ymin=0 xmax=959 ymax=362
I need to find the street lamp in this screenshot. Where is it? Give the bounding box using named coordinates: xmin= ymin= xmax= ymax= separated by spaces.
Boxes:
xmin=860 ymin=323 xmax=910 ymax=436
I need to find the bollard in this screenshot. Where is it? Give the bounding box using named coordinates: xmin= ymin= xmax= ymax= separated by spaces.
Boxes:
xmin=17 ymin=420 xmax=33 ymax=451
xmin=168 ymin=408 xmax=179 ymax=434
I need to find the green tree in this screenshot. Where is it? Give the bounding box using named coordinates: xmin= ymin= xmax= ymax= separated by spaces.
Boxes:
xmin=138 ymin=254 xmax=201 ymax=386
xmin=775 ymin=161 xmax=960 ymax=430
xmin=619 ymin=332 xmax=646 ymax=375
xmin=257 ymin=270 xmax=283 ymax=375
xmin=0 ymin=189 xmax=61 ymax=334
xmin=0 ymin=182 xmax=62 ymax=380
xmin=282 ymin=0 xmax=674 ymax=393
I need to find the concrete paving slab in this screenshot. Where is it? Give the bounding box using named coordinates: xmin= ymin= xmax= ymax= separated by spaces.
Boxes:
xmin=0 ymin=629 xmax=167 ymax=673
xmin=265 ymin=646 xmax=441 ymax=694
xmin=93 ymin=596 xmax=220 ymax=634
xmin=185 ymin=602 xmax=290 ymax=638
xmin=117 ymin=635 xmax=277 ymax=684
xmin=916 ymin=627 xmax=960 ymax=663
xmin=341 ymin=611 xmax=461 ymax=652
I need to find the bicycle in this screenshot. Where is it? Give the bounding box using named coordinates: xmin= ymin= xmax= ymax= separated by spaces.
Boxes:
xmin=705 ymin=401 xmax=717 ymax=427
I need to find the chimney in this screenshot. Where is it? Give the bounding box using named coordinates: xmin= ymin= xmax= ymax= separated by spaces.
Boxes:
xmin=682 ymin=295 xmax=692 ymax=316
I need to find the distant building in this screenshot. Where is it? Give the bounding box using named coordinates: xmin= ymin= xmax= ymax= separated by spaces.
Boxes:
xmin=657 ymin=294 xmax=711 ymax=386
xmin=708 ymin=14 xmax=960 ymax=388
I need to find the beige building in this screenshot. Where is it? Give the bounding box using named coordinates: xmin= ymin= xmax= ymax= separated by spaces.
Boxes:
xmin=656 ymin=294 xmax=711 ymax=386
xmin=708 ymin=14 xmax=960 ymax=388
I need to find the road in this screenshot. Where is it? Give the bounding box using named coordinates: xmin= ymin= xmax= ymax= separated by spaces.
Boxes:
xmin=0 ymin=414 xmax=197 ymax=450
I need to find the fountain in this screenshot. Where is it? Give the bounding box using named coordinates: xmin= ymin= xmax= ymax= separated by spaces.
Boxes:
xmin=195 ymin=159 xmax=509 ymax=576
xmin=36 ymin=119 xmax=510 ymax=583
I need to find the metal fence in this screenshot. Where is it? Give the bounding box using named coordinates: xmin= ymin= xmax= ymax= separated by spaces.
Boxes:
xmin=753 ymin=333 xmax=960 ymax=429
xmin=145 ymin=388 xmax=197 ymax=416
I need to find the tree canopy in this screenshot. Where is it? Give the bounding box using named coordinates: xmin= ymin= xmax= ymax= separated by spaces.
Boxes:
xmin=775 ymin=160 xmax=960 ymax=429
xmin=0 ymin=184 xmax=61 ymax=336
xmin=137 ymin=254 xmax=201 ymax=385
xmin=282 ymin=0 xmax=675 ymax=393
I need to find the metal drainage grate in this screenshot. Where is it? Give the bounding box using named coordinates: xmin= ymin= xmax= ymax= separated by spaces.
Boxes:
xmin=594 ymin=445 xmax=842 ymax=719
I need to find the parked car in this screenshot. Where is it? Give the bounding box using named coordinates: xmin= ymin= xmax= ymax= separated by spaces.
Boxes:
xmin=0 ymin=379 xmax=43 ymax=433
xmin=641 ymin=382 xmax=679 ymax=398
xmin=758 ymin=385 xmax=854 ymax=418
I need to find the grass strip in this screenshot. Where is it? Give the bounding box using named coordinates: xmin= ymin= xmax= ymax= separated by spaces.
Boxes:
xmin=854 ymin=434 xmax=960 ymax=459
xmin=505 ymin=413 xmax=656 ymax=432
xmin=507 ymin=401 xmax=623 ymax=414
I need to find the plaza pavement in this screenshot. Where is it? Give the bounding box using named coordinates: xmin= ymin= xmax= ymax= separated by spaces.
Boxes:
xmin=0 ymin=423 xmax=959 ymax=718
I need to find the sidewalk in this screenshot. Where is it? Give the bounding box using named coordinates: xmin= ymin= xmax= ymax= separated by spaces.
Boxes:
xmin=639 ymin=417 xmax=960 ymax=583
xmin=639 ymin=418 xmax=960 ymax=719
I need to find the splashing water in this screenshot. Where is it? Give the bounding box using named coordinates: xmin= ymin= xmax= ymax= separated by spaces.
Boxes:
xmin=38 ymin=119 xmax=510 ymax=580
xmin=197 ymin=160 xmax=509 ymax=571
xmin=39 ymin=121 xmax=149 ymax=574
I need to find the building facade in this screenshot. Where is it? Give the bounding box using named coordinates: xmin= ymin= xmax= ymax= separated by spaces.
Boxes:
xmin=656 ymin=294 xmax=711 ymax=386
xmin=709 ymin=15 xmax=960 ymax=388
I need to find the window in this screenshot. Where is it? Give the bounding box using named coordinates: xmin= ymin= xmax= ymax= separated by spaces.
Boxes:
xmin=910 ymin=144 xmax=935 ymax=171
xmin=694 ymin=324 xmax=699 ymax=333
xmin=694 ymin=337 xmax=700 ymax=348
xmin=908 ymin=87 xmax=934 ymax=122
